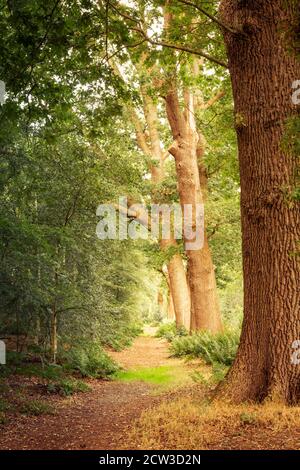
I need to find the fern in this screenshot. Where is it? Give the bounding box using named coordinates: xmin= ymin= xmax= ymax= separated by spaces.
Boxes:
xmin=170 ymin=330 xmax=240 ymax=366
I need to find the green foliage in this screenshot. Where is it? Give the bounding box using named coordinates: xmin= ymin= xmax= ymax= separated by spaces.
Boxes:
xmin=62 ymin=342 xmax=119 ymax=378
xmin=0 ymin=351 xmax=26 ymax=377
xmin=192 ymin=363 xmax=229 ymax=386
xmin=19 ymin=399 xmax=55 ymax=416
xmin=0 ymin=354 xmax=64 ymax=381
xmin=0 ymin=412 xmax=7 ymax=425
xmin=0 ymin=0 xmax=242 ymax=379
xmin=46 ymin=378 xmax=90 ymax=396
xmin=239 ymin=412 xmax=257 ymax=425
xmin=170 ymin=330 xmax=240 ymax=366
xmin=218 ymin=271 xmax=243 ymax=330
xmin=101 ymin=323 xmax=143 ymax=352
xmin=0 ymin=398 xmax=10 ymax=412
xmin=155 ymin=322 xmax=188 ymax=342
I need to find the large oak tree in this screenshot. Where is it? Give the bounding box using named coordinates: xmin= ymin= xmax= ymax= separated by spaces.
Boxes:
xmin=219 ymin=0 xmax=300 ymax=403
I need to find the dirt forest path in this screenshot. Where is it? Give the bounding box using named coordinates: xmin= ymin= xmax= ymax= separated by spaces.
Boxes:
xmin=0 ymin=329 xmax=194 ymax=450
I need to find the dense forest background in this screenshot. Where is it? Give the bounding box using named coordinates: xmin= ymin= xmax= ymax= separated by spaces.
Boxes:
xmin=0 ymin=0 xmax=299 ymax=452
xmin=0 ymin=0 xmax=242 ymax=362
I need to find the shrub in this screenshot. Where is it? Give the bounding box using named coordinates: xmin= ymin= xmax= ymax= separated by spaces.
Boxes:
xmin=0 ymin=412 xmax=7 ymax=425
xmin=0 ymin=398 xmax=10 ymax=412
xmin=62 ymin=342 xmax=119 ymax=378
xmin=192 ymin=363 xmax=229 ymax=386
xmin=47 ymin=378 xmax=90 ymax=396
xmin=239 ymin=412 xmax=257 ymax=425
xmin=0 ymin=351 xmax=26 ymax=377
xmin=156 ymin=322 xmax=188 ymax=342
xmin=0 ymin=353 xmax=64 ymax=381
xmin=170 ymin=330 xmax=240 ymax=366
xmin=20 ymin=399 xmax=55 ymax=416
xmin=16 ymin=363 xmax=63 ymax=381
xmin=102 ymin=323 xmax=143 ymax=351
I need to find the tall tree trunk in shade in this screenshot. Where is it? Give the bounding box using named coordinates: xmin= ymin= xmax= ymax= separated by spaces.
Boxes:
xmin=50 ymin=305 xmax=57 ymax=364
xmin=218 ymin=0 xmax=300 ymax=403
xmin=165 ymin=273 xmax=176 ymax=321
xmin=157 ymin=290 xmax=164 ymax=317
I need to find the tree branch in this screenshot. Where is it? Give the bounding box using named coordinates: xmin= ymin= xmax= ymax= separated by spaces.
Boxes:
xmin=200 ymin=89 xmax=225 ymax=110
xmin=176 ymin=0 xmax=245 ymax=36
xmin=109 ymin=59 xmax=152 ymax=156
xmin=107 ymin=1 xmax=228 ymax=67
xmin=131 ymin=27 xmax=228 ymax=68
xmin=114 ymin=203 xmax=151 ymax=231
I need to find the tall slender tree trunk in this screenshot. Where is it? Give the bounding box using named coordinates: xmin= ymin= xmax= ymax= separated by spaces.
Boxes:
xmin=165 ymin=89 xmax=223 ymax=333
xmin=157 ymin=290 xmax=164 ymax=317
xmin=161 ymin=238 xmax=191 ymax=329
xmin=167 ymin=288 xmax=176 ymax=320
xmin=130 ymin=77 xmax=191 ymax=329
xmin=218 ymin=0 xmax=300 ymax=403
xmin=50 ymin=266 xmax=58 ymax=363
xmin=144 ymin=96 xmax=191 ymax=329
xmin=192 ymin=130 xmax=222 ymax=332
xmin=50 ymin=305 xmax=57 ymax=364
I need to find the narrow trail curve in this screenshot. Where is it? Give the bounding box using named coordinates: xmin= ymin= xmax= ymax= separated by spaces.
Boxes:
xmin=0 ymin=332 xmax=185 ymax=450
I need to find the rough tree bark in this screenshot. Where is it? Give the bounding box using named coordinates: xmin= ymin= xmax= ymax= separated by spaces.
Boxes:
xmin=161 ymin=7 xmax=222 ymax=333
xmin=140 ymin=90 xmax=191 ymax=330
xmin=165 ymin=87 xmax=223 ymax=333
xmin=218 ymin=0 xmax=300 ymax=403
xmin=161 ymin=238 xmax=191 ymax=329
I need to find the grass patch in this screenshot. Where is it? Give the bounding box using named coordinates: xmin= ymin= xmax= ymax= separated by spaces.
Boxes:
xmin=115 ymin=363 xmax=203 ymax=392
xmin=116 ymin=366 xmax=174 ymax=385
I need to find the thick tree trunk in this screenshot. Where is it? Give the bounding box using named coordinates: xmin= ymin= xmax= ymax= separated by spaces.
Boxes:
xmin=189 ymin=235 xmax=222 ymax=332
xmin=219 ymin=0 xmax=300 ymax=403
xmin=166 ymin=89 xmax=223 ymax=333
